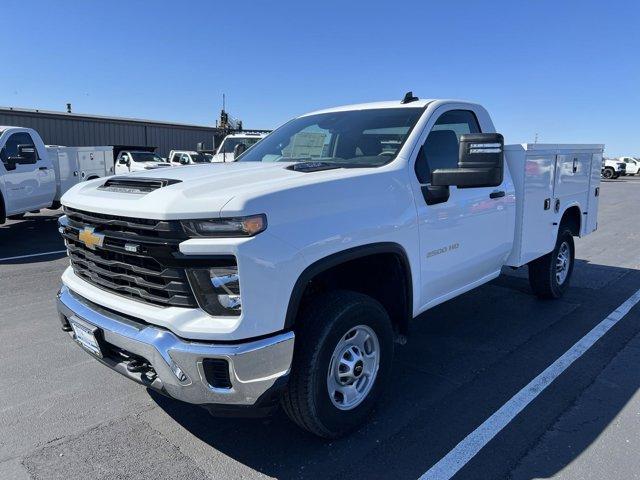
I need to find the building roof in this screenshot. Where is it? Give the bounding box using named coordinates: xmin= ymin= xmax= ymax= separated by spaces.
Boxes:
xmin=0 ymin=105 xmax=218 ymax=130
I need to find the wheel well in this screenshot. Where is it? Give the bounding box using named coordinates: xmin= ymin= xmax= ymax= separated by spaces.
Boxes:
xmin=285 ymin=245 xmax=412 ymax=335
xmin=561 ymin=206 xmax=581 ymax=236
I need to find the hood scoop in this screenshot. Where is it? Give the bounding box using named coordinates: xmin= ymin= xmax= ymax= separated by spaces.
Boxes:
xmin=98 ymin=177 xmax=182 ymax=194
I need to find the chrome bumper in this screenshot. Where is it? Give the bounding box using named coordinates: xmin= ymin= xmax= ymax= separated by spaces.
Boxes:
xmin=56 ymin=286 xmax=295 ymax=406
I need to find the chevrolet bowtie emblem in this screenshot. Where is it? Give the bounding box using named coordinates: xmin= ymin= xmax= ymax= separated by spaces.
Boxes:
xmin=78 ymin=227 xmax=105 ymax=250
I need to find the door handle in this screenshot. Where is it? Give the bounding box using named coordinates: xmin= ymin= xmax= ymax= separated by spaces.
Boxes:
xmin=489 ymin=190 xmax=505 ymax=199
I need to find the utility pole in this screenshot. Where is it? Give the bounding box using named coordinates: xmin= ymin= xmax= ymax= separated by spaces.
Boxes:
xmin=534 ymin=132 xmax=539 ymax=144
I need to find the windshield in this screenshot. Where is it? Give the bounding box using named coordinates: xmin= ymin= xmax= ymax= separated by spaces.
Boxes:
xmin=130 ymin=152 xmax=163 ymax=162
xmin=238 ymin=108 xmax=422 ymax=167
xmin=220 ymin=137 xmax=263 ymax=154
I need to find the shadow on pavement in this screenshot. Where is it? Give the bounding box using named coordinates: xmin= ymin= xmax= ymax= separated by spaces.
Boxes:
xmin=149 ymin=259 xmax=640 ymax=480
xmin=0 ymin=210 xmax=65 ymax=263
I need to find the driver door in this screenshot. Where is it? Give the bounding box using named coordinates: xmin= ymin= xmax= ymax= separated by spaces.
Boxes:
xmin=115 ymin=153 xmax=129 ymax=174
xmin=412 ymin=108 xmax=510 ymax=309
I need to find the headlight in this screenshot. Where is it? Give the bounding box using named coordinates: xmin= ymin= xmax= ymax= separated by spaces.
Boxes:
xmin=182 ymin=214 xmax=267 ymax=238
xmin=187 ymin=264 xmax=241 ymax=316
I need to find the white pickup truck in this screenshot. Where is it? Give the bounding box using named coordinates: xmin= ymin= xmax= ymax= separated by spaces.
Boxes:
xmin=56 ymin=96 xmax=603 ymax=438
xmin=114 ymin=150 xmax=171 ymax=174
xmin=208 ymin=133 xmax=266 ymax=163
xmin=601 ymin=158 xmax=626 ymax=179
xmin=0 ymin=127 xmax=113 ymax=222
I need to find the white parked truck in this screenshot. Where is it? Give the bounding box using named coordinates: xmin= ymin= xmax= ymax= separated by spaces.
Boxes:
xmin=56 ymin=96 xmax=603 ymax=438
xmin=601 ymin=158 xmax=626 ymax=179
xmin=114 ymin=150 xmax=171 ymax=174
xmin=167 ymin=150 xmax=212 ymax=166
xmin=618 ymin=156 xmax=639 ymax=175
xmin=209 ymin=132 xmax=267 ymax=163
xmin=0 ymin=127 xmax=114 ymax=222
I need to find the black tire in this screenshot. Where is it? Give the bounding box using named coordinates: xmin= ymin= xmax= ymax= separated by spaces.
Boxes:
xmin=7 ymin=213 xmax=26 ymax=220
xmin=528 ymin=229 xmax=575 ymax=299
xmin=282 ymin=290 xmax=394 ymax=438
xmin=612 ymin=173 xmax=620 ymax=179
xmin=48 ymin=201 xmax=61 ymax=210
xmin=602 ymin=167 xmax=614 ymax=179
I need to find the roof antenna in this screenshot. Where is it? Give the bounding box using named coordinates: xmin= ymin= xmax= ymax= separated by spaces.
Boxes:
xmin=401 ymin=91 xmax=419 ymax=104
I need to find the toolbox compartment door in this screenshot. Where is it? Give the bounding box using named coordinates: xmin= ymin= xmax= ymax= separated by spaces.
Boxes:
xmin=585 ymin=152 xmax=602 ymax=235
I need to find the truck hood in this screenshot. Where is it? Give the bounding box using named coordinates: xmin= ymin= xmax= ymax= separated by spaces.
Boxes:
xmin=61 ymin=162 xmax=357 ymax=219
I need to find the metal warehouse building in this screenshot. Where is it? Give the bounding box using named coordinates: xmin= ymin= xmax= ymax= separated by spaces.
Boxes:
xmin=0 ymin=106 xmax=240 ymax=158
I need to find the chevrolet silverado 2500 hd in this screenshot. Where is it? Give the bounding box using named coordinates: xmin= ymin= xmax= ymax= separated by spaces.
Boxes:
xmin=56 ymin=96 xmax=603 ymax=438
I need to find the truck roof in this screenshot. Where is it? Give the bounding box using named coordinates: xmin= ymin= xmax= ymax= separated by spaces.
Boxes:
xmin=300 ymin=99 xmax=438 ymax=117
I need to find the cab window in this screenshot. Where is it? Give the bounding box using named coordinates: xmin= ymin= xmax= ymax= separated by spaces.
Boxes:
xmin=0 ymin=132 xmax=39 ymax=167
xmin=415 ymin=110 xmax=481 ymax=183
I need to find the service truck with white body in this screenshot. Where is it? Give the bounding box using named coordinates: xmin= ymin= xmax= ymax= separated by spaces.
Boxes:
xmin=0 ymin=127 xmax=114 ymax=222
xmin=56 ymin=97 xmax=603 ymax=437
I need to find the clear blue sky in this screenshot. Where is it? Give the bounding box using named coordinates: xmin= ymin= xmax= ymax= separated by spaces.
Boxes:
xmin=1 ymin=0 xmax=638 ymax=156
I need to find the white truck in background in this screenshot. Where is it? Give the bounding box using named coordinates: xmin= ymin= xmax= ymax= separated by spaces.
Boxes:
xmin=56 ymin=96 xmax=603 ymax=438
xmin=167 ymin=150 xmax=213 ymax=166
xmin=601 ymin=158 xmax=626 ymax=179
xmin=208 ymin=132 xmax=267 ymax=162
xmin=618 ymin=156 xmax=639 ymax=175
xmin=0 ymin=127 xmax=114 ymax=222
xmin=114 ymin=150 xmax=171 ymax=174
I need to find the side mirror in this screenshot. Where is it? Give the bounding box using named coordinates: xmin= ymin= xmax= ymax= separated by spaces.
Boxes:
xmin=4 ymin=157 xmax=17 ymax=171
xmin=234 ymin=143 xmax=247 ymax=157
xmin=17 ymin=144 xmax=37 ymax=164
xmin=431 ymin=133 xmax=504 ymax=188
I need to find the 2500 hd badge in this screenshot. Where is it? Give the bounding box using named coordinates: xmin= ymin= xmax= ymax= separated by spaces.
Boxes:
xmin=427 ymin=243 xmax=460 ymax=258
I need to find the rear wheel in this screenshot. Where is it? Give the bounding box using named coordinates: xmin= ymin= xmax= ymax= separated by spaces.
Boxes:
xmin=282 ymin=290 xmax=394 ymax=438
xmin=528 ymin=229 xmax=575 ymax=299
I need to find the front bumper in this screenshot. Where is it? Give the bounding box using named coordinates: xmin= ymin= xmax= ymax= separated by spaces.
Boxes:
xmin=57 ymin=285 xmax=294 ymax=407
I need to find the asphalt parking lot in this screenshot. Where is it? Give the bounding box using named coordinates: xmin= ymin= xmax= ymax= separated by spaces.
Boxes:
xmin=1 ymin=177 xmax=639 ymax=480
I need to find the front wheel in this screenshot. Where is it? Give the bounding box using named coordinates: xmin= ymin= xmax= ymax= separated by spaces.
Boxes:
xmin=602 ymin=167 xmax=614 ymax=179
xmin=282 ymin=290 xmax=394 ymax=438
xmin=528 ymin=229 xmax=575 ymax=299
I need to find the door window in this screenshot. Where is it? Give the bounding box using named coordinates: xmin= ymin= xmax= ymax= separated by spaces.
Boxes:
xmin=0 ymin=132 xmax=39 ymax=168
xmin=415 ymin=110 xmax=480 ymax=183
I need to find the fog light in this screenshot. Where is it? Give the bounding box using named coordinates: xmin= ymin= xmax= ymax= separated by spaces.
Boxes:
xmin=187 ymin=264 xmax=242 ymax=316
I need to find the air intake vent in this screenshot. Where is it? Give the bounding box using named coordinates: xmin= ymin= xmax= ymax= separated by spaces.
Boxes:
xmin=98 ymin=177 xmax=181 ymax=194
xmin=202 ymin=359 xmax=232 ymax=389
xmin=286 ymin=162 xmax=341 ymax=173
